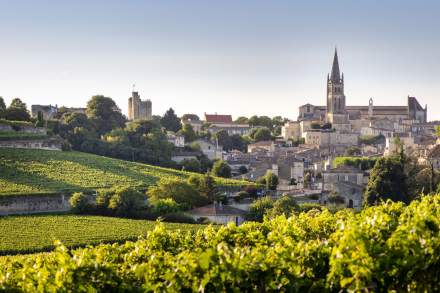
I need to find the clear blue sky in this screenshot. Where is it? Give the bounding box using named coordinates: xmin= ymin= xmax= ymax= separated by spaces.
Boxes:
xmin=1 ymin=0 xmax=439 ymax=120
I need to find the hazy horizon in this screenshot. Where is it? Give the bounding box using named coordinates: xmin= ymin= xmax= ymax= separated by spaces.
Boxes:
xmin=1 ymin=0 xmax=439 ymax=120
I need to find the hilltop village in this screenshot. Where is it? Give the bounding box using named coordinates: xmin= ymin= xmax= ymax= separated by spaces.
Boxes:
xmin=1 ymin=50 xmax=439 ymax=222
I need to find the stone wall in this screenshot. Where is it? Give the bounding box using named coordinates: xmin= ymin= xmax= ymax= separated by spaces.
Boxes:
xmin=0 ymin=194 xmax=70 ymax=215
xmin=0 ymin=139 xmax=62 ymax=151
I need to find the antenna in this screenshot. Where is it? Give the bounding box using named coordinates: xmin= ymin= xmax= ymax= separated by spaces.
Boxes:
xmin=132 ymin=84 xmax=136 ymax=92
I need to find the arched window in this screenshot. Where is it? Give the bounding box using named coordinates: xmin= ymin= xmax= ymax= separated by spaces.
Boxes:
xmin=348 ymin=199 xmax=354 ymax=208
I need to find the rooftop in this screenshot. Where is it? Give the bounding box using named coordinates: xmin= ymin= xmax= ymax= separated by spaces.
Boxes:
xmin=204 ymin=114 xmax=233 ymax=124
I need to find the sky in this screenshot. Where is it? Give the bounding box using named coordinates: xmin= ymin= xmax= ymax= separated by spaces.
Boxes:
xmin=0 ymin=0 xmax=439 ymax=120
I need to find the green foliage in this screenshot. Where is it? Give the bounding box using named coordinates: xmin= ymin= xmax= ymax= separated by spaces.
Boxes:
xmin=147 ymin=178 xmax=209 ymax=209
xmin=211 ymin=160 xmax=232 ymax=178
xmin=251 ymin=127 xmax=272 ymax=142
xmin=247 ymin=196 xmax=274 ymax=221
xmin=238 ymin=165 xmax=248 ymax=174
xmin=0 ymin=97 xmax=6 ymax=118
xmin=264 ymin=171 xmax=279 ymax=191
xmin=359 ymin=134 xmax=385 ymax=145
xmin=181 ymin=158 xmax=201 ymax=173
xmin=69 ymin=192 xmax=91 ymax=213
xmin=180 ymin=123 xmax=197 ymax=142
xmin=5 ymin=98 xmax=31 ymax=121
xmin=35 ymin=111 xmax=44 ymax=127
xmin=86 ymin=95 xmax=125 ymax=135
xmin=234 ymin=116 xmax=248 ymax=124
xmin=160 ymin=108 xmax=181 ymax=132
xmin=0 ymin=215 xmax=198 ymax=255
xmin=365 ymin=156 xmax=408 ymax=205
xmin=150 ymin=198 xmax=182 ymax=215
xmin=266 ymin=195 xmax=299 ymax=218
xmin=2 ymin=196 xmax=440 ymax=291
xmin=345 ymin=146 xmax=361 ymax=156
xmin=108 ymin=187 xmax=146 ymax=216
xmin=333 ymin=156 xmax=377 ymax=170
xmin=0 ymin=148 xmax=250 ymax=195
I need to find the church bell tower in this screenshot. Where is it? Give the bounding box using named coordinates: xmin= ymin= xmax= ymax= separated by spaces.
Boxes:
xmin=326 ymin=49 xmax=348 ymax=124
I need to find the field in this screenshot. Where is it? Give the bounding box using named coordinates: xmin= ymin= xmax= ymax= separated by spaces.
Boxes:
xmin=0 ymin=214 xmax=200 ymax=255
xmin=0 ymin=148 xmax=250 ymax=195
xmin=1 ymin=195 xmax=439 ymax=291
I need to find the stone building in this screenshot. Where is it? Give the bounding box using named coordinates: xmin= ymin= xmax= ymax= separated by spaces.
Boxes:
xmin=128 ymin=91 xmax=152 ymax=121
xmin=298 ymin=50 xmax=427 ymax=124
xmin=204 ymin=114 xmax=250 ymax=136
xmin=31 ymin=104 xmax=58 ymax=119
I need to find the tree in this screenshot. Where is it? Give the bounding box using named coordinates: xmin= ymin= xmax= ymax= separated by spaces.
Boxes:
xmin=147 ymin=178 xmax=209 ymax=208
xmin=214 ymin=130 xmax=231 ymax=149
xmin=108 ymin=187 xmax=146 ymax=216
xmin=5 ymin=98 xmax=31 ymax=121
xmin=181 ymin=158 xmax=201 ymax=173
xmin=235 ymin=116 xmax=249 ymax=124
xmin=181 ymin=114 xmax=200 ymax=121
xmin=86 ymin=95 xmax=125 ymax=135
xmin=252 ymin=127 xmax=272 ymax=142
xmin=364 ymin=157 xmax=408 ymax=205
xmin=161 ymin=108 xmax=181 ymax=132
xmin=246 ymin=196 xmax=274 ymax=221
xmin=211 ymin=160 xmax=232 ymax=178
xmin=180 ymin=123 xmax=197 ymax=143
xmin=265 ymin=171 xmax=279 ymax=191
xmin=69 ymin=192 xmax=91 ymax=214
xmin=266 ymin=195 xmax=299 ymax=218
xmin=238 ymin=165 xmax=248 ymax=174
xmin=0 ymin=97 xmax=6 ymax=118
xmin=35 ymin=111 xmax=44 ymax=127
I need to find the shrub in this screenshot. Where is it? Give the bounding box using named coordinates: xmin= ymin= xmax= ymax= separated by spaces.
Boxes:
xmin=299 ymin=202 xmax=323 ymax=213
xmin=69 ymin=192 xmax=91 ymax=213
xmin=108 ymin=187 xmax=146 ymax=216
xmin=211 ymin=160 xmax=232 ymax=178
xmin=266 ymin=195 xmax=299 ymax=218
xmin=247 ymin=196 xmax=274 ymax=221
xmin=159 ymin=213 xmax=196 ymax=224
xmin=151 ymin=198 xmax=181 ymax=215
xmin=233 ymin=191 xmax=249 ymax=202
xmin=147 ymin=178 xmax=209 ymax=209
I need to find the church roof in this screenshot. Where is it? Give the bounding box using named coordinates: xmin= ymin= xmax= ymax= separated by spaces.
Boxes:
xmin=330 ymin=49 xmax=341 ymax=82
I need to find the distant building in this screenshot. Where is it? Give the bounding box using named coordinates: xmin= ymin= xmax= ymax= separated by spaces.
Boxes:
xmin=181 ymin=114 xmax=203 ymax=133
xmin=128 ymin=91 xmax=152 ymax=121
xmin=298 ymin=50 xmax=427 ymax=124
xmin=167 ymin=132 xmax=185 ymax=147
xmin=31 ymin=105 xmax=86 ymax=119
xmin=204 ymin=113 xmax=250 ymax=136
xmin=192 ymin=139 xmax=223 ymax=160
xmin=186 ymin=202 xmax=246 ymax=225
xmin=31 ymin=105 xmax=58 ymax=119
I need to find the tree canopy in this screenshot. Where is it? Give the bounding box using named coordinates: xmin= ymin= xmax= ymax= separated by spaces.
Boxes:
xmin=161 ymin=108 xmax=181 ymax=132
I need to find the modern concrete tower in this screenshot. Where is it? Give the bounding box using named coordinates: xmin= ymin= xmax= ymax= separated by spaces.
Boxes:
xmin=326 ymin=49 xmax=348 ymax=125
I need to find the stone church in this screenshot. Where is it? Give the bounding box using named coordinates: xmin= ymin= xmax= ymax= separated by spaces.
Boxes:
xmin=298 ymin=50 xmax=427 ymax=127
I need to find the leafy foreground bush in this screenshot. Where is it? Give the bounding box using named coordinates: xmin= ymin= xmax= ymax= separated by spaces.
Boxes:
xmin=1 ymin=195 xmax=440 ymax=291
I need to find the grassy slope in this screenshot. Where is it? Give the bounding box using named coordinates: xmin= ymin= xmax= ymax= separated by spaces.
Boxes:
xmin=0 ymin=214 xmax=200 ymax=255
xmin=0 ymin=148 xmax=248 ymax=195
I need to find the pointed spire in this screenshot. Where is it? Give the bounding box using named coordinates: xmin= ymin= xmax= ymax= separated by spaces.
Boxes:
xmin=330 ymin=48 xmax=341 ymax=82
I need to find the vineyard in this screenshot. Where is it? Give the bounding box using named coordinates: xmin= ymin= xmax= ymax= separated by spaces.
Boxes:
xmin=0 ymin=214 xmax=200 ymax=255
xmin=1 ymin=194 xmax=439 ymax=291
xmin=0 ymin=148 xmax=250 ymax=195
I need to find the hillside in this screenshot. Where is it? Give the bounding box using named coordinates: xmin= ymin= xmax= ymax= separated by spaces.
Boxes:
xmin=0 ymin=148 xmax=248 ymax=195
xmin=0 ymin=214 xmax=200 ymax=255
